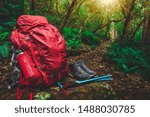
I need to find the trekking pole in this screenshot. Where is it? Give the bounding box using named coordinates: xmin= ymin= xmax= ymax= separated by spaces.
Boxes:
xmin=76 ymin=74 xmax=112 ymax=84
xmin=61 ymin=74 xmax=113 ymax=89
xmin=57 ymin=81 xmax=69 ymax=97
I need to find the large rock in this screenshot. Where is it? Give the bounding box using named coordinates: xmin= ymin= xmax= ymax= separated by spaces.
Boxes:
xmin=34 ymin=82 xmax=116 ymax=100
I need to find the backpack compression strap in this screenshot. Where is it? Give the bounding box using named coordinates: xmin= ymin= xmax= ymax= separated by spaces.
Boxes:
xmin=16 ymin=72 xmax=33 ymax=100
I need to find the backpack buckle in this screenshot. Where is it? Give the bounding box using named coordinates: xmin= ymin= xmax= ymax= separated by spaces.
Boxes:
xmin=26 ymin=35 xmax=30 ymax=41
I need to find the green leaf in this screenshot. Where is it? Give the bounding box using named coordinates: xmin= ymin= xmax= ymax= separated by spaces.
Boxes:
xmin=0 ymin=44 xmax=9 ymax=58
xmin=3 ymin=41 xmax=11 ymax=46
xmin=128 ymin=66 xmax=139 ymax=73
xmin=0 ymin=32 xmax=9 ymax=41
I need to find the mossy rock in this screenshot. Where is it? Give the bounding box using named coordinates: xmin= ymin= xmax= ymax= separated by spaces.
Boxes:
xmin=35 ymin=82 xmax=116 ymax=100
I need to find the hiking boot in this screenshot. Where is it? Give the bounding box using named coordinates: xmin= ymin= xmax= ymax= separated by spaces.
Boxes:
xmin=69 ymin=63 xmax=95 ymax=80
xmin=76 ymin=60 xmax=96 ymax=76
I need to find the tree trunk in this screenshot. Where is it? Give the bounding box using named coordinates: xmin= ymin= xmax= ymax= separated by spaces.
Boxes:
xmin=120 ymin=0 xmax=136 ymax=48
xmin=130 ymin=18 xmax=145 ymax=41
xmin=142 ymin=0 xmax=150 ymax=45
xmin=142 ymin=15 xmax=150 ymax=45
xmin=75 ymin=0 xmax=86 ymax=14
xmin=59 ymin=0 xmax=78 ymax=32
xmin=110 ymin=29 xmax=118 ymax=42
xmin=105 ymin=23 xmax=110 ymax=39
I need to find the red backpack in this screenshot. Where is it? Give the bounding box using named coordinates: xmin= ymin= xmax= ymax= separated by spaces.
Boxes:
xmin=10 ymin=15 xmax=69 ymax=99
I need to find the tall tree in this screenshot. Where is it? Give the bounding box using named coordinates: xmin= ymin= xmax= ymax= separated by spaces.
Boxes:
xmin=119 ymin=0 xmax=137 ymax=48
xmin=142 ymin=0 xmax=150 ymax=45
xmin=129 ymin=18 xmax=145 ymax=41
xmin=142 ymin=15 xmax=150 ymax=45
xmin=59 ymin=0 xmax=78 ymax=32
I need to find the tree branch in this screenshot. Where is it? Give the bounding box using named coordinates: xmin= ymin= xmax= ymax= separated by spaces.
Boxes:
xmin=79 ymin=13 xmax=95 ymax=33
xmin=75 ymin=0 xmax=86 ymax=14
xmin=93 ymin=19 xmax=123 ymax=33
xmin=130 ymin=18 xmax=145 ymax=40
xmin=59 ymin=0 xmax=78 ymax=32
xmin=121 ymin=6 xmax=126 ymax=17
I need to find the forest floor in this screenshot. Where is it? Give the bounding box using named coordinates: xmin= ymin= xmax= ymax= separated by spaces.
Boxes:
xmin=0 ymin=40 xmax=150 ymax=100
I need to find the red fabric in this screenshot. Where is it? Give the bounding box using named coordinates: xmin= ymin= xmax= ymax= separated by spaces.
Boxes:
xmin=16 ymin=87 xmax=25 ymax=100
xmin=11 ymin=15 xmax=69 ymax=90
xmin=62 ymin=88 xmax=69 ymax=97
xmin=29 ymin=92 xmax=33 ymax=100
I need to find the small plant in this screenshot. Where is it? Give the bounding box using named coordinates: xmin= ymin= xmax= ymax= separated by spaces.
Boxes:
xmin=46 ymin=15 xmax=61 ymax=26
xmin=66 ymin=39 xmax=82 ymax=50
xmin=0 ymin=31 xmax=9 ymax=42
xmin=34 ymin=92 xmax=51 ymax=100
xmin=0 ymin=43 xmax=9 ymax=58
xmin=0 ymin=31 xmax=11 ymax=59
xmin=63 ymin=27 xmax=83 ymax=50
xmin=81 ymin=30 xmax=100 ymax=46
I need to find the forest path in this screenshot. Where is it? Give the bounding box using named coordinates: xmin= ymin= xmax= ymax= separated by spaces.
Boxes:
xmin=0 ymin=40 xmax=150 ymax=99
xmin=67 ymin=40 xmax=150 ymax=99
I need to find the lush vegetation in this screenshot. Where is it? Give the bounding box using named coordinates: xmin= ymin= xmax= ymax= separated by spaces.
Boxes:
xmin=0 ymin=0 xmax=23 ymax=58
xmin=0 ymin=0 xmax=149 ymax=80
xmin=107 ymin=39 xmax=150 ymax=80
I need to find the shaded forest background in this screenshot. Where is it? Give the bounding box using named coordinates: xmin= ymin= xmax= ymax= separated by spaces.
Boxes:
xmin=0 ymin=0 xmax=150 ymax=81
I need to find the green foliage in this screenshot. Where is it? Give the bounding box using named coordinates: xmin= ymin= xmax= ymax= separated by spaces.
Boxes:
xmin=46 ymin=15 xmax=61 ymax=27
xmin=0 ymin=0 xmax=23 ymax=59
xmin=81 ymin=30 xmax=100 ymax=46
xmin=115 ymin=22 xmax=123 ymax=38
xmin=106 ymin=41 xmax=150 ymax=80
xmin=34 ymin=92 xmax=51 ymax=100
xmin=63 ymin=27 xmax=83 ymax=50
xmin=0 ymin=42 xmax=10 ymax=58
xmin=134 ymin=28 xmax=142 ymax=40
xmin=0 ymin=32 xmax=9 ymax=41
xmin=66 ymin=39 xmax=82 ymax=50
xmin=0 ymin=30 xmax=11 ymax=59
xmin=0 ymin=29 xmax=11 ymax=59
xmin=0 ymin=0 xmax=23 ymax=30
xmin=63 ymin=27 xmax=100 ymax=51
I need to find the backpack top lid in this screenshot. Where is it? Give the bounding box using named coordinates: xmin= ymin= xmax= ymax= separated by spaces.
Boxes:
xmin=16 ymin=15 xmax=49 ymax=32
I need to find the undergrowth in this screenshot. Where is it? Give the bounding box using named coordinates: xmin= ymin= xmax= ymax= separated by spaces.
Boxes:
xmin=0 ymin=0 xmax=23 ymax=59
xmin=63 ymin=27 xmax=100 ymax=51
xmin=63 ymin=27 xmax=83 ymax=51
xmin=106 ymin=40 xmax=150 ymax=81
